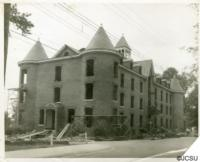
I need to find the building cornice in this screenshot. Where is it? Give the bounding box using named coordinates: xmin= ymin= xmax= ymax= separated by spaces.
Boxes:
xmin=80 ymin=49 xmax=121 ymax=57
xmin=154 ymin=81 xmax=184 ymax=94
xmin=119 ymin=65 xmax=147 ymax=80
xmin=154 ymin=81 xmax=172 ymax=92
xmin=18 ymin=49 xmax=122 ymax=65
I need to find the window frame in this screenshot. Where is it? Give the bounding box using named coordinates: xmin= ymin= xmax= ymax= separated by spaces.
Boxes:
xmin=131 ymin=78 xmax=134 ymax=91
xmin=113 ymin=62 xmax=118 ymax=78
xmin=54 ymin=87 xmax=61 ymax=102
xmin=130 ymin=113 xmax=134 ymax=127
xmin=86 ymin=59 xmax=94 ymax=76
xmin=85 ymin=83 xmax=94 ymax=99
xmin=112 ymin=84 xmax=118 ymax=101
xmin=39 ymin=109 xmax=45 ymax=125
xmin=120 ymin=73 xmax=124 ymax=88
xmin=120 ymin=92 xmax=124 ymax=106
xmin=84 ymin=107 xmax=93 ymax=127
xmin=21 ymin=69 xmax=27 ymax=84
xmin=140 ymin=81 xmax=143 ymax=93
xmin=139 ymin=98 xmax=143 ymax=109
xmin=55 ymin=66 xmax=62 ymax=81
xmin=131 ymin=96 xmax=134 ymax=108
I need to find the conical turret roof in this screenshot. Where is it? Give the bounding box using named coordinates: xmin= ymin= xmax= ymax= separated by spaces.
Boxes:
xmin=170 ymin=75 xmax=184 ymax=93
xmin=23 ymin=41 xmax=48 ymax=61
xmin=86 ymin=26 xmax=115 ymax=51
xmin=115 ymin=35 xmax=131 ymax=49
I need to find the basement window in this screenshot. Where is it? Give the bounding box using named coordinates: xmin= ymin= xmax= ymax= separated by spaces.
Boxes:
xmin=18 ymin=112 xmax=23 ymax=125
xmin=166 ymin=119 xmax=168 ymax=128
xmin=130 ymin=114 xmax=134 ymax=127
xmin=21 ymin=69 xmax=27 ymax=84
xmin=84 ymin=107 xmax=93 ymax=127
xmin=161 ymin=117 xmax=163 ymax=127
xmin=139 ymin=115 xmax=143 ymax=127
xmin=39 ymin=109 xmax=44 ymax=125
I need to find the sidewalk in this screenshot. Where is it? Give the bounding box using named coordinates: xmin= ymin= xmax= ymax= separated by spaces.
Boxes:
xmin=5 ymin=142 xmax=109 ymax=158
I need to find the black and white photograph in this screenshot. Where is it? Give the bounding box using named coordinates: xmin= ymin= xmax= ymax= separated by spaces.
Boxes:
xmin=1 ymin=1 xmax=199 ymax=160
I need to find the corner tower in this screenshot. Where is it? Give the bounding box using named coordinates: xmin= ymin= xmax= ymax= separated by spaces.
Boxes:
xmin=18 ymin=41 xmax=48 ymax=128
xmin=81 ymin=26 xmax=121 ymax=117
xmin=170 ymin=75 xmax=185 ymax=131
xmin=115 ymin=35 xmax=131 ymax=59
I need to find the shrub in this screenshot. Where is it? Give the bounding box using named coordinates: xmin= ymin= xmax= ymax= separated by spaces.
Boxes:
xmin=92 ymin=119 xmax=113 ymax=137
xmin=66 ymin=119 xmax=86 ymax=137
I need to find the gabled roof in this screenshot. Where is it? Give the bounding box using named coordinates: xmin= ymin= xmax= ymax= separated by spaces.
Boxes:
xmin=133 ymin=59 xmax=154 ymax=76
xmin=23 ymin=41 xmax=48 ymax=61
xmin=170 ymin=75 xmax=184 ymax=93
xmin=115 ymin=36 xmax=131 ymax=50
xmin=86 ymin=26 xmax=115 ymax=51
xmin=52 ymin=44 xmax=79 ymax=58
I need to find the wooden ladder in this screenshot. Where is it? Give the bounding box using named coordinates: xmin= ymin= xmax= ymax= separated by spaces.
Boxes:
xmin=56 ymin=123 xmax=70 ymax=141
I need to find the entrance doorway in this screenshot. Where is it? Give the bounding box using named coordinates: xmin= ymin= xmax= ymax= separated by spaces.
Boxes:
xmin=68 ymin=109 xmax=75 ymax=123
xmin=46 ymin=109 xmax=55 ymax=129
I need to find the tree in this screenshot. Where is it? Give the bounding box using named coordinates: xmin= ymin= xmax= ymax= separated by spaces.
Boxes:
xmin=185 ymin=84 xmax=198 ymax=127
xmin=4 ymin=3 xmax=34 ymax=84
xmin=162 ymin=67 xmax=178 ymax=80
xmin=162 ymin=66 xmax=198 ymax=129
xmin=180 ymin=3 xmax=199 ymax=129
xmin=9 ymin=4 xmax=34 ymax=35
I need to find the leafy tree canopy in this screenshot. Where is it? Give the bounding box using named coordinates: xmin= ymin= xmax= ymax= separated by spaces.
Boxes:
xmin=9 ymin=4 xmax=34 ymax=35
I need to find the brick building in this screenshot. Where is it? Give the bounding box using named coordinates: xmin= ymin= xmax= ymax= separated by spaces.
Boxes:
xmin=18 ymin=26 xmax=185 ymax=134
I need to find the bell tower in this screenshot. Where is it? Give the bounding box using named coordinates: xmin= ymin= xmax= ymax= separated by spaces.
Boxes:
xmin=115 ymin=35 xmax=131 ymax=59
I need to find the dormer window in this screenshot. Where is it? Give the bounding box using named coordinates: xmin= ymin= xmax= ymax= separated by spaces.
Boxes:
xmin=64 ymin=51 xmax=69 ymax=56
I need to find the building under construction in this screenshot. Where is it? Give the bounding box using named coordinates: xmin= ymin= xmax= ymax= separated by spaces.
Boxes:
xmin=17 ymin=26 xmax=185 ymax=135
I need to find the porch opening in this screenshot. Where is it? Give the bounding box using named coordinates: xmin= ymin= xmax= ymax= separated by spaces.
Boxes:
xmin=68 ymin=109 xmax=75 ymax=123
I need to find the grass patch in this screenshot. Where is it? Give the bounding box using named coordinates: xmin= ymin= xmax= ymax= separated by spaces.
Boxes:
xmin=5 ymin=140 xmax=69 ymax=151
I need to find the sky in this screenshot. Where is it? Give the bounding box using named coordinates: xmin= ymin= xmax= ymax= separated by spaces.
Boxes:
xmin=6 ymin=2 xmax=198 ymax=89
